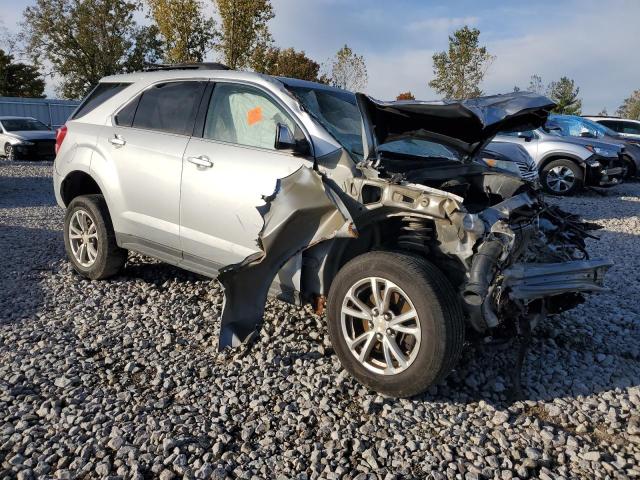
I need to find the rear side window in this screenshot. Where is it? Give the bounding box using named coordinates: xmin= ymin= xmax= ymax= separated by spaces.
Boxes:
xmin=73 ymin=83 xmax=131 ymax=119
xmin=132 ymin=81 xmax=206 ymax=135
xmin=115 ymin=96 xmax=140 ymax=127
xmin=599 ymin=120 xmax=622 ymax=132
xmin=621 ymin=121 xmax=640 ymax=135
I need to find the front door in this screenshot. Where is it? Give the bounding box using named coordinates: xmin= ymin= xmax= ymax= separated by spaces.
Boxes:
xmin=180 ymin=82 xmax=314 ymax=269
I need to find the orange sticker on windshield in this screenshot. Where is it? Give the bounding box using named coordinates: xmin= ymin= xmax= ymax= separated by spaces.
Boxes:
xmin=247 ymin=107 xmax=263 ymax=125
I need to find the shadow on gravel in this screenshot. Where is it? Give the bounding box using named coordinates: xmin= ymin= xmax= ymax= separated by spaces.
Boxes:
xmin=0 ymin=224 xmax=62 ymax=325
xmin=0 ymin=175 xmax=56 ymax=208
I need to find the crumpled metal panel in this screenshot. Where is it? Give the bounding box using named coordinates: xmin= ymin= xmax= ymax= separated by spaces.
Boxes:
xmin=217 ymin=166 xmax=356 ymax=348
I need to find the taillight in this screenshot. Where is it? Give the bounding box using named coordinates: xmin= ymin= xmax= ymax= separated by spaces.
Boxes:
xmin=55 ymin=125 xmax=68 ymax=155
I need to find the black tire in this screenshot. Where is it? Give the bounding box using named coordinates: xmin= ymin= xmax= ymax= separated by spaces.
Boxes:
xmin=4 ymin=143 xmax=15 ymax=161
xmin=64 ymin=194 xmax=127 ymax=280
xmin=327 ymin=251 xmax=465 ymax=398
xmin=622 ymin=155 xmax=636 ymax=178
xmin=540 ymin=159 xmax=583 ymax=196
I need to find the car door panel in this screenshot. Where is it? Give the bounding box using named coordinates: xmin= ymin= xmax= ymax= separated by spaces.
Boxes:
xmin=179 ymin=82 xmax=313 ymax=267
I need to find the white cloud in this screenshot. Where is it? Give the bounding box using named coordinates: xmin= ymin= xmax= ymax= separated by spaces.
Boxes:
xmin=407 ymin=16 xmax=478 ymax=33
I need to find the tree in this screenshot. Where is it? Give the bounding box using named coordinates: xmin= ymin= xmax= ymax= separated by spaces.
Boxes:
xmin=327 ymin=45 xmax=368 ymax=91
xmin=616 ymin=90 xmax=640 ymax=120
xmin=547 ymin=76 xmax=582 ymax=115
xmin=597 ymin=107 xmax=609 ymax=116
xmin=0 ymin=49 xmax=46 ymax=97
xmin=429 ymin=26 xmax=494 ymax=99
xmin=213 ymin=0 xmax=274 ymax=70
xmin=252 ymin=46 xmax=322 ymax=81
xmin=527 ymin=74 xmax=545 ymax=94
xmin=147 ymin=0 xmax=216 ymax=63
xmin=22 ymin=0 xmax=162 ymax=99
xmin=396 ymin=91 xmax=415 ymax=100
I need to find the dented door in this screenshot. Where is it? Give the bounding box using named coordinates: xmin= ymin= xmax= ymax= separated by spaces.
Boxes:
xmin=179 ymin=82 xmax=314 ymax=268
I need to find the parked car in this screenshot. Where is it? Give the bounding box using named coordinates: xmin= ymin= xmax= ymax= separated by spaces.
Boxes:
xmin=494 ymin=125 xmax=626 ymax=196
xmin=585 ymin=116 xmax=640 ymax=144
xmin=0 ymin=116 xmax=56 ymax=161
xmin=53 ymin=66 xmax=610 ymax=397
xmin=548 ymin=114 xmax=640 ymax=177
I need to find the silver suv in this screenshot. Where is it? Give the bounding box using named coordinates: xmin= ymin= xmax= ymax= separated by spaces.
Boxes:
xmin=494 ymin=126 xmax=626 ymax=195
xmin=54 ymin=65 xmax=611 ymax=397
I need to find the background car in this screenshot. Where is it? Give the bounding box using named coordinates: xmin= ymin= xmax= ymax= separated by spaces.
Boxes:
xmin=585 ymin=116 xmax=640 ymax=144
xmin=549 ymin=114 xmax=640 ymax=177
xmin=0 ymin=116 xmax=57 ymax=161
xmin=494 ymin=126 xmax=625 ymax=195
xmin=481 ymin=141 xmax=539 ymax=183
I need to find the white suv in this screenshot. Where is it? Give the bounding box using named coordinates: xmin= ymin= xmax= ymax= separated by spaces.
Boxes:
xmin=54 ymin=64 xmax=611 ymax=397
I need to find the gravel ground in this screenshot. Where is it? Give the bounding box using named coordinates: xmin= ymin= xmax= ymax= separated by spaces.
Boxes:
xmin=1 ymin=161 xmax=639 ymax=480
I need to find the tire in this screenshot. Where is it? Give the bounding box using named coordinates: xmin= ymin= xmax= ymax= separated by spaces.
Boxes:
xmin=64 ymin=194 xmax=127 ymax=280
xmin=327 ymin=251 xmax=465 ymax=397
xmin=4 ymin=143 xmax=15 ymax=161
xmin=540 ymin=159 xmax=583 ymax=196
xmin=622 ymin=155 xmax=636 ymax=179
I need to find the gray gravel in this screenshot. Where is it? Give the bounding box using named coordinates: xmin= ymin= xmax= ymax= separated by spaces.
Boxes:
xmin=1 ymin=161 xmax=639 ymax=479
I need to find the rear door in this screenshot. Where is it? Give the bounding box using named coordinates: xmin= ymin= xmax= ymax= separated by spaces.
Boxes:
xmin=179 ymin=81 xmax=314 ymax=269
xmin=97 ymin=80 xmax=206 ymax=251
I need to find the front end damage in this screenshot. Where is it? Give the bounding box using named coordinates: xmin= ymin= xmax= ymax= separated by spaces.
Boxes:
xmin=216 ymin=90 xmax=611 ymax=395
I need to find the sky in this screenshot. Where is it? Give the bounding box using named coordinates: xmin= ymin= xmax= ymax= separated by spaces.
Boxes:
xmin=2 ymin=0 xmax=639 ymax=114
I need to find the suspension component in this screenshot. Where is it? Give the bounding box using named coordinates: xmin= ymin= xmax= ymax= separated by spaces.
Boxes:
xmin=397 ymin=216 xmax=433 ymax=253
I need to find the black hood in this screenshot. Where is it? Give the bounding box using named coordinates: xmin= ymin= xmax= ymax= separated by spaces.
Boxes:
xmin=356 ymin=91 xmax=556 ymax=160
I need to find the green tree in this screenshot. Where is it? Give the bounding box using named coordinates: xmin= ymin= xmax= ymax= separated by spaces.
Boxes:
xmin=396 ymin=91 xmax=415 ymax=100
xmin=429 ymin=26 xmax=494 ymax=99
xmin=616 ymin=90 xmax=640 ymax=120
xmin=147 ymin=0 xmax=216 ymax=63
xmin=213 ymin=0 xmax=274 ymax=70
xmin=327 ymin=45 xmax=368 ymax=91
xmin=252 ymin=46 xmax=321 ymax=81
xmin=22 ymin=0 xmax=162 ymax=99
xmin=0 ymin=49 xmax=46 ymax=97
xmin=547 ymin=76 xmax=582 ymax=115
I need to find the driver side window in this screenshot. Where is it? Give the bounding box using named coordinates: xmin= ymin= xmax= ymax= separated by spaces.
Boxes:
xmin=204 ymin=83 xmax=295 ymax=150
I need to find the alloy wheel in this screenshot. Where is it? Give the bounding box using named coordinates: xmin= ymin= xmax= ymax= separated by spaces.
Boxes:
xmin=340 ymin=276 xmax=421 ymax=375
xmin=546 ymin=166 xmax=576 ymax=193
xmin=69 ymin=209 xmax=99 ymax=267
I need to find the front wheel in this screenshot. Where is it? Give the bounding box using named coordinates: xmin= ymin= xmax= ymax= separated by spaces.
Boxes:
xmin=327 ymin=251 xmax=465 ymax=397
xmin=541 ymin=159 xmax=583 ymax=196
xmin=4 ymin=143 xmax=15 ymax=161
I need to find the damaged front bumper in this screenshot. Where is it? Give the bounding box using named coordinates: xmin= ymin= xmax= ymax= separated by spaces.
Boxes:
xmin=502 ymin=259 xmax=612 ymax=300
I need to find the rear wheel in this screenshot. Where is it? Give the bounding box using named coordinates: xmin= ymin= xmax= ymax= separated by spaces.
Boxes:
xmin=64 ymin=195 xmax=127 ymax=280
xmin=327 ymin=251 xmax=465 ymax=397
xmin=541 ymin=159 xmax=583 ymax=196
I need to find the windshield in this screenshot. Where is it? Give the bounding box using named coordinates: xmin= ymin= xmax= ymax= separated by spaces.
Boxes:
xmin=1 ymin=118 xmax=51 ymax=132
xmin=378 ymin=138 xmax=462 ymax=161
xmin=545 ymin=115 xmax=614 ymax=139
xmin=286 ymin=85 xmax=363 ymax=160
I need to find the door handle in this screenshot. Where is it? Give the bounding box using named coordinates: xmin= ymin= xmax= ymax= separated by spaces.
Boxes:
xmin=187 ymin=155 xmax=213 ymax=168
xmin=109 ymin=134 xmax=126 ymax=147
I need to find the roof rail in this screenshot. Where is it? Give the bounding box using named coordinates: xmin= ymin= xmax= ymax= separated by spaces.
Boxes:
xmin=143 ymin=62 xmax=231 ymax=72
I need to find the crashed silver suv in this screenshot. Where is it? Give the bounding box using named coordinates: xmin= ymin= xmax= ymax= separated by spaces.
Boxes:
xmin=54 ymin=64 xmax=611 ymax=397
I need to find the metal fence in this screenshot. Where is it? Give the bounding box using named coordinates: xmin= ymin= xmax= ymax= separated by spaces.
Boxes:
xmin=0 ymin=96 xmax=80 ymax=128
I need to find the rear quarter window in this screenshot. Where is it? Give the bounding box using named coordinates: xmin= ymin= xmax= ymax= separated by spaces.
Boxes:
xmin=72 ymin=83 xmax=132 ymax=120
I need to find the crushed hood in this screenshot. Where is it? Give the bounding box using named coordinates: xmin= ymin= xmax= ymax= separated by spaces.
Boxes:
xmin=356 ymin=91 xmax=555 ymax=160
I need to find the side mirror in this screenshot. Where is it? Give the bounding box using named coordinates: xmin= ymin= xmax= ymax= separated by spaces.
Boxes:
xmin=275 ymin=123 xmax=310 ymax=156
xmin=518 ymin=132 xmax=533 ymax=142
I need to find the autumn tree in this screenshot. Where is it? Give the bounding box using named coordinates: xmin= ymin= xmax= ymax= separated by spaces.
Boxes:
xmin=327 ymin=45 xmax=368 ymax=91
xmin=616 ymin=90 xmax=640 ymax=120
xmin=396 ymin=92 xmax=415 ymax=100
xmin=147 ymin=0 xmax=216 ymax=63
xmin=213 ymin=0 xmax=274 ymax=70
xmin=252 ymin=46 xmax=321 ymax=81
xmin=23 ymin=0 xmax=162 ymax=99
xmin=429 ymin=26 xmax=494 ymax=99
xmin=0 ymin=49 xmax=45 ymax=97
xmin=547 ymin=76 xmax=582 ymax=115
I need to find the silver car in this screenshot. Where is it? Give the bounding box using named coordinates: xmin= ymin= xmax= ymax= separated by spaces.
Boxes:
xmin=494 ymin=126 xmax=626 ymax=195
xmin=0 ymin=116 xmax=56 ymax=161
xmin=53 ymin=65 xmax=611 ymax=397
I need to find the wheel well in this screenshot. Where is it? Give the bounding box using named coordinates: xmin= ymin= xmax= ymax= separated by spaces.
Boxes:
xmin=60 ymin=171 xmax=103 ymax=206
xmin=622 ymin=154 xmax=637 ymax=177
xmin=539 ymin=155 xmax=585 ymax=174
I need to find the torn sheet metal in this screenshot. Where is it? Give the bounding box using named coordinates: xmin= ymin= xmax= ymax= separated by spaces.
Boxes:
xmin=217 ymin=166 xmax=356 ymax=349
